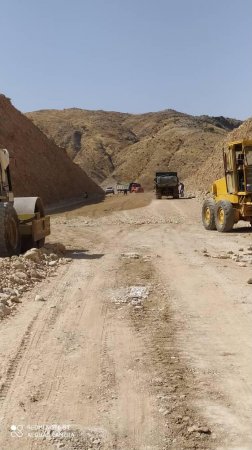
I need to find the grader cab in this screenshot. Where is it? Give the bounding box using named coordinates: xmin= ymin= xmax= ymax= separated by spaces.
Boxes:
xmin=202 ymin=140 xmax=252 ymax=232
xmin=0 ymin=148 xmax=50 ymax=257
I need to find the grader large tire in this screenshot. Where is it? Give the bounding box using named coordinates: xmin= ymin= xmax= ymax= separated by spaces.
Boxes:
xmin=0 ymin=203 xmax=21 ymax=257
xmin=202 ymin=198 xmax=216 ymax=230
xmin=214 ymin=200 xmax=234 ymax=232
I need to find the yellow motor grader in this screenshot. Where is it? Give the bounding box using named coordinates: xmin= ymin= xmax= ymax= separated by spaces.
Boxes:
xmin=202 ymin=140 xmax=252 ymax=232
xmin=0 ymin=148 xmax=50 ymax=257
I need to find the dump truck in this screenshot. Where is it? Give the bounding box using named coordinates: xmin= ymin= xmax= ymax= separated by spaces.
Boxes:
xmin=202 ymin=140 xmax=252 ymax=232
xmin=116 ymin=183 xmax=131 ymax=193
xmin=0 ymin=148 xmax=50 ymax=257
xmin=154 ymin=172 xmax=179 ymax=199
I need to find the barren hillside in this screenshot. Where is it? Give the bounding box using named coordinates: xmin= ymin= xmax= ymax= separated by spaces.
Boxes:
xmin=0 ymin=95 xmax=103 ymax=205
xmin=187 ymin=117 xmax=252 ymax=192
xmin=27 ymin=108 xmax=241 ymax=191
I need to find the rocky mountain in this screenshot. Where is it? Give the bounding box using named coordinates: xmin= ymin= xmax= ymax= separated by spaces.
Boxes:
xmin=186 ymin=118 xmax=252 ymax=192
xmin=26 ymin=107 xmax=243 ymax=191
xmin=0 ymin=95 xmax=103 ymax=205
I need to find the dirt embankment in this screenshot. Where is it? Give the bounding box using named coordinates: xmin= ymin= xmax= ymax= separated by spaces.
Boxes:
xmin=0 ymin=95 xmax=103 ymax=205
xmin=26 ymin=108 xmax=242 ymax=191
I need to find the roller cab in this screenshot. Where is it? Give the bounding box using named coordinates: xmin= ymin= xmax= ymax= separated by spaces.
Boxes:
xmin=0 ymin=148 xmax=50 ymax=257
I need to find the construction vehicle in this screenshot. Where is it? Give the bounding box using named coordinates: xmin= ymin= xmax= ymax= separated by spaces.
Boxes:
xmin=202 ymin=140 xmax=252 ymax=232
xmin=116 ymin=182 xmax=131 ymax=193
xmin=130 ymin=183 xmax=144 ymax=193
xmin=130 ymin=183 xmax=144 ymax=194
xmin=154 ymin=172 xmax=179 ymax=199
xmin=0 ymin=148 xmax=50 ymax=257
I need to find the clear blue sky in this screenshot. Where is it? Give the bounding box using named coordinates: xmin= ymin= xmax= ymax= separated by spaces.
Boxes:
xmin=0 ymin=0 xmax=251 ymax=119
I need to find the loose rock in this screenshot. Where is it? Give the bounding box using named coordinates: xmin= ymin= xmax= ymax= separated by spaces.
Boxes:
xmin=187 ymin=425 xmax=211 ymax=434
xmin=35 ymin=295 xmax=46 ymax=302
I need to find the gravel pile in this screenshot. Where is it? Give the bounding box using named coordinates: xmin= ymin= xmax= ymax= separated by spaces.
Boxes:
xmin=0 ymin=243 xmax=71 ymax=319
xmin=110 ymin=285 xmax=151 ymax=307
xmin=54 ymin=214 xmax=182 ymax=227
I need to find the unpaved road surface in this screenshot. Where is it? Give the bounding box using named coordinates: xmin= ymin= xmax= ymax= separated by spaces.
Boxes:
xmin=0 ymin=194 xmax=252 ymax=450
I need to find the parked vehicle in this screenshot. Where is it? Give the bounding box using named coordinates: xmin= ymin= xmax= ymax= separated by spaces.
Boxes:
xmin=105 ymin=187 xmax=115 ymax=195
xmin=116 ymin=183 xmax=130 ymax=193
xmin=130 ymin=183 xmax=144 ymax=193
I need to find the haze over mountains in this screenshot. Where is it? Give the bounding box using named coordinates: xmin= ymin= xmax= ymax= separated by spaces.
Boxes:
xmin=27 ymin=108 xmax=243 ymax=191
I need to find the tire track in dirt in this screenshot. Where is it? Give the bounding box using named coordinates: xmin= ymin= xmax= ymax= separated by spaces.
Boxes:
xmin=0 ymin=314 xmax=39 ymax=403
xmin=111 ymin=251 xmax=216 ymax=449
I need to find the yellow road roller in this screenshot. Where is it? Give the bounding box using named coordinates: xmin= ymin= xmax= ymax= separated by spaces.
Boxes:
xmin=202 ymin=140 xmax=252 ymax=232
xmin=0 ymin=148 xmax=50 ymax=256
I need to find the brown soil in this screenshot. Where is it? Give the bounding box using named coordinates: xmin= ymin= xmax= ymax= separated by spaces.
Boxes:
xmin=0 ymin=95 xmax=103 ymax=205
xmin=0 ymin=195 xmax=251 ymax=450
xmin=54 ymin=192 xmax=153 ymax=219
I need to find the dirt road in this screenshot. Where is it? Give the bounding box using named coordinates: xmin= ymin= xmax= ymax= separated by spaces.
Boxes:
xmin=0 ymin=194 xmax=251 ymax=450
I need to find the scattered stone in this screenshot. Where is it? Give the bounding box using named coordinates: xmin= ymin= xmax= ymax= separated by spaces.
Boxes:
xmin=23 ymin=248 xmax=41 ymax=262
xmin=182 ymin=416 xmax=190 ymax=422
xmin=131 ymin=299 xmax=142 ymax=306
xmin=153 ymin=377 xmax=163 ymax=386
xmin=11 ymin=261 xmax=25 ymax=270
xmin=128 ymin=286 xmax=150 ymax=299
xmin=239 ymin=248 xmax=244 ymax=252
xmin=121 ymin=252 xmax=140 ymax=259
xmin=48 ymin=260 xmax=57 ymax=267
xmin=0 ymin=293 xmax=10 ymax=301
xmin=238 ymin=262 xmax=247 ymax=267
xmin=247 ymin=278 xmax=252 ymax=284
xmin=35 ymin=295 xmax=46 ymax=302
xmin=188 ymin=425 xmax=211 ymax=434
xmin=2 ymin=287 xmax=18 ymax=295
xmin=10 ymin=296 xmax=22 ymax=303
xmin=0 ymin=243 xmax=72 ymax=320
xmin=0 ymin=303 xmax=11 ymax=318
xmin=15 ymin=271 xmax=28 ymax=280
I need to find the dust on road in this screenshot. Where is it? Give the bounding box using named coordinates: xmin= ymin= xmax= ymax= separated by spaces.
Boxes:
xmin=0 ymin=194 xmax=251 ymax=450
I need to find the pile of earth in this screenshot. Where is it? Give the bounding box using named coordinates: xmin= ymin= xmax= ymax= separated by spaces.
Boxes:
xmin=0 ymin=95 xmax=103 ymax=205
xmin=26 ymin=107 xmax=242 ymax=191
xmin=0 ymin=243 xmax=70 ymax=319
